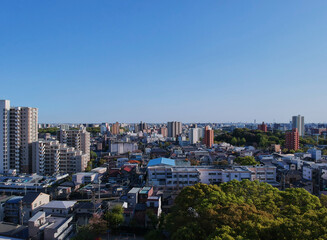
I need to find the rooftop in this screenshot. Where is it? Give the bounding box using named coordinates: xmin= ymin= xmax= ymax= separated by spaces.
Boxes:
xmin=42 ymin=201 xmax=77 ymax=209
xmin=147 ymin=157 xmax=176 ymax=167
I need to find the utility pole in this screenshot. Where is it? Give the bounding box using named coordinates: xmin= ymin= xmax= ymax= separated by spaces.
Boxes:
xmin=19 ymin=200 xmax=24 ymax=226
xmin=98 ymin=179 xmax=101 ymax=200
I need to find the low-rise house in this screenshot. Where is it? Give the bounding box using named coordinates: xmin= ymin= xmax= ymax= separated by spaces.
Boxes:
xmin=22 ymin=192 xmax=50 ymax=224
xmin=138 ymin=187 xmax=153 ymax=203
xmin=74 ymin=202 xmax=102 ymax=226
xmin=28 ymin=211 xmax=73 ymax=240
xmin=41 ymin=201 xmax=77 ymax=217
xmin=4 ymin=196 xmax=23 ymax=224
xmin=127 ymin=188 xmax=141 ymax=208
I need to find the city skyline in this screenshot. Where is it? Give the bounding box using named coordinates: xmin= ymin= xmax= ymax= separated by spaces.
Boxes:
xmin=2 ymin=1 xmax=327 ymax=123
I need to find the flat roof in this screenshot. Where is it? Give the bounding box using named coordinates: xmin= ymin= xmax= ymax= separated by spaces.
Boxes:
xmin=128 ymin=187 xmax=141 ymax=194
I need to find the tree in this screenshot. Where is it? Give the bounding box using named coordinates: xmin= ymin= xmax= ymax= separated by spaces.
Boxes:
xmin=164 ymin=180 xmax=327 ymax=240
xmin=71 ymin=226 xmax=96 ymax=240
xmin=234 ymin=156 xmax=258 ymax=166
xmin=104 ymin=206 xmax=124 ymax=230
xmin=231 ymin=137 xmax=238 ymax=146
xmin=89 ymin=213 xmax=108 ymax=235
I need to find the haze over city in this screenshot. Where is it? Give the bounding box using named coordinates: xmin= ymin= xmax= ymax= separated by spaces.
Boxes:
xmin=1 ymin=1 xmax=327 ymax=123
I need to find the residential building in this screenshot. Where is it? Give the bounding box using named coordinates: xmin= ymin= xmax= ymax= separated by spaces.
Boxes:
xmin=0 ymin=100 xmax=10 ymax=173
xmin=57 ymin=127 xmax=90 ymax=160
xmin=0 ymin=100 xmax=38 ymax=174
xmin=308 ymin=148 xmax=322 ymax=161
xmin=167 ymin=121 xmax=182 ymax=138
xmin=110 ymin=141 xmax=138 ymax=154
xmin=21 ymin=192 xmax=50 ymax=224
xmin=258 ymin=122 xmax=268 ymax=132
xmin=189 ymin=128 xmax=200 ymax=144
xmin=4 ymin=196 xmax=23 ymax=224
xmin=203 ymin=126 xmax=214 ymax=148
xmin=32 ymin=140 xmax=89 ymax=175
xmin=127 ymin=188 xmax=141 ymax=208
xmin=111 ymin=122 xmax=120 ymax=135
xmin=292 ymin=115 xmax=304 ymax=137
xmin=41 ymin=201 xmax=77 ymax=217
xmin=285 ymin=128 xmax=299 ymax=151
xmin=28 ymin=211 xmax=73 ymax=240
xmin=159 ymin=127 xmax=168 ymax=138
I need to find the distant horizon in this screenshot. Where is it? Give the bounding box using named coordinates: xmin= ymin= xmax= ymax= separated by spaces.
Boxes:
xmin=2 ymin=1 xmax=327 ymax=123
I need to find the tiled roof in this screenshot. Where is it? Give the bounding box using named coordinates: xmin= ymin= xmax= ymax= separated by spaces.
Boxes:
xmin=22 ymin=192 xmax=43 ymax=204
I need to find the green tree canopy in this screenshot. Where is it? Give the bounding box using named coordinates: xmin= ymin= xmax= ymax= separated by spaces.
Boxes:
xmin=234 ymin=156 xmax=258 ymax=166
xmin=164 ymin=181 xmax=327 ymax=240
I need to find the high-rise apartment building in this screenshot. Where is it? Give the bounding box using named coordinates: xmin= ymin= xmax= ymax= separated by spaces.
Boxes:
xmin=0 ymin=100 xmax=38 ymax=174
xmin=32 ymin=140 xmax=88 ymax=175
xmin=203 ymin=126 xmax=214 ymax=148
xmin=292 ymin=115 xmax=304 ymax=137
xmin=111 ymin=122 xmax=120 ymax=135
xmin=0 ymin=100 xmax=10 ymax=173
xmin=257 ymin=122 xmax=267 ymax=132
xmin=189 ymin=128 xmax=200 ymax=144
xmin=57 ymin=128 xmax=90 ymax=160
xmin=167 ymin=121 xmax=182 ymax=138
xmin=159 ymin=127 xmax=168 ymax=138
xmin=285 ymin=128 xmax=299 ymax=151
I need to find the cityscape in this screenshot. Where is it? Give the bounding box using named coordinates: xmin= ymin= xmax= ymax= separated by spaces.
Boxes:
xmin=1 ymin=99 xmax=327 ymax=239
xmin=2 ymin=1 xmax=327 ymax=240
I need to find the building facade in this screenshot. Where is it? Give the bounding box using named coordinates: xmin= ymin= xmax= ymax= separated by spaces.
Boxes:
xmin=203 ymin=126 xmax=214 ymax=148
xmin=292 ymin=115 xmax=304 ymax=137
xmin=258 ymin=122 xmax=268 ymax=132
xmin=167 ymin=121 xmax=182 ymax=139
xmin=57 ymin=128 xmax=90 ymax=160
xmin=0 ymin=100 xmax=38 ymax=174
xmin=32 ymin=140 xmax=89 ymax=175
xmin=285 ymin=128 xmax=299 ymax=151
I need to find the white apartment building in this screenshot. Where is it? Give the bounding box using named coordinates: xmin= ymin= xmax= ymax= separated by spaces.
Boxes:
xmin=189 ymin=128 xmax=200 ymax=144
xmin=57 ymin=128 xmax=90 ymax=160
xmin=0 ymin=100 xmax=38 ymax=174
xmin=147 ymin=165 xmax=277 ymax=189
xmin=32 ymin=140 xmax=89 ymax=175
xmin=147 ymin=166 xmax=200 ymax=189
xmin=0 ymin=100 xmax=10 ymax=173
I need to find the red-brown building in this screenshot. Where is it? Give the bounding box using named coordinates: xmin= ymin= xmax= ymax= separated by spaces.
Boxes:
xmin=285 ymin=128 xmax=299 ymax=151
xmin=203 ymin=126 xmax=214 ymax=148
xmin=258 ymin=122 xmax=268 ymax=132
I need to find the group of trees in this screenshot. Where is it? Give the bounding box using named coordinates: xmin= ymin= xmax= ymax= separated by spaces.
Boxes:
xmin=234 ymin=156 xmax=258 ymax=165
xmin=215 ymin=128 xmax=285 ymax=149
xmin=38 ymin=127 xmax=58 ymax=135
xmin=72 ymin=206 xmax=124 ymax=240
xmin=149 ymin=180 xmax=327 ymax=240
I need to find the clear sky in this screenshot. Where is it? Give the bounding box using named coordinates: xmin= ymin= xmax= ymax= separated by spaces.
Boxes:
xmin=1 ymin=1 xmax=327 ymax=123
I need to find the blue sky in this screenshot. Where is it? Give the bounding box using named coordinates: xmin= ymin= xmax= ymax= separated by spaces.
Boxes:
xmin=1 ymin=1 xmax=327 ymax=123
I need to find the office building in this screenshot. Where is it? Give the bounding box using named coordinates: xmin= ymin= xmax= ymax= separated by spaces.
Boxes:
xmin=292 ymin=115 xmax=304 ymax=137
xmin=258 ymin=122 xmax=268 ymax=132
xmin=57 ymin=128 xmax=90 ymax=160
xmin=203 ymin=126 xmax=214 ymax=148
xmin=0 ymin=100 xmax=38 ymax=174
xmin=167 ymin=121 xmax=182 ymax=138
xmin=285 ymin=128 xmax=299 ymax=151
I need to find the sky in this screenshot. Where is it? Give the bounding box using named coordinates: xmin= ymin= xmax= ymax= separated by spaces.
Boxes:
xmin=1 ymin=1 xmax=327 ymax=123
